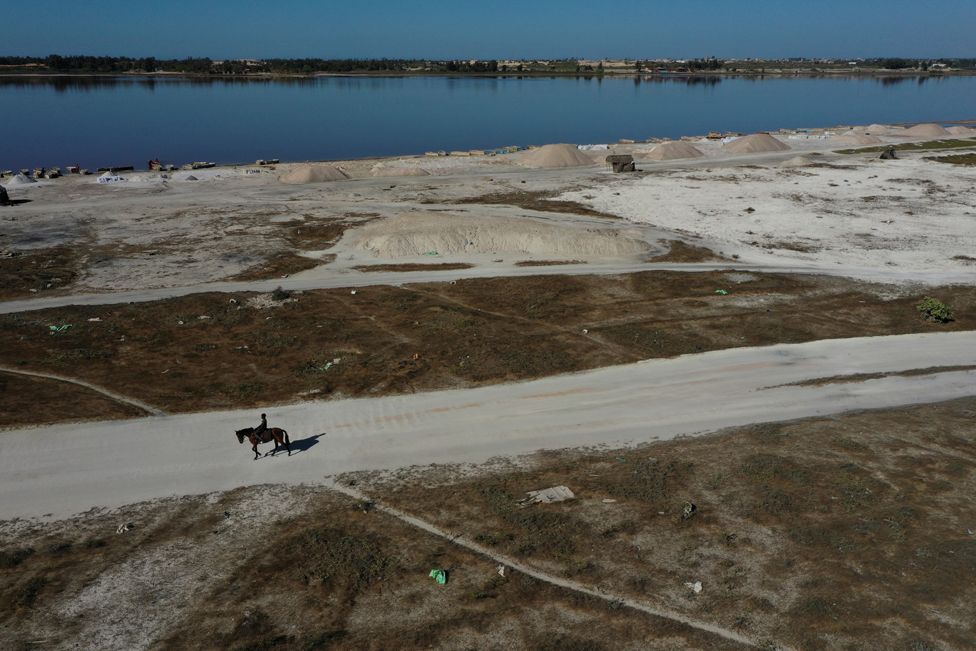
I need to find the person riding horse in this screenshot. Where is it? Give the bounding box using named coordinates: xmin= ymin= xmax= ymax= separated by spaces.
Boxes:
xmin=253 ymin=413 xmax=268 ymax=438
xmin=236 ymin=414 xmax=290 ymax=459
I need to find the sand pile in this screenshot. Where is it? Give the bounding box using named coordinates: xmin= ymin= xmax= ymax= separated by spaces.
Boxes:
xmin=722 ymin=133 xmax=790 ymax=154
xmin=638 ymin=141 xmax=704 ymax=161
xmin=861 ymin=124 xmax=891 ymax=135
xmin=904 ymin=123 xmax=950 ymax=138
xmin=780 ymin=156 xmax=815 ymax=168
xmin=832 ymin=134 xmax=884 ymax=146
xmin=348 ymin=211 xmax=649 ymax=259
xmin=947 ymin=126 xmax=976 ymax=136
xmin=516 ymin=144 xmax=593 ymax=168
xmin=5 ymin=173 xmax=36 ymax=186
xmin=279 ymin=164 xmax=349 ymax=184
xmin=370 ymin=163 xmax=431 ymax=178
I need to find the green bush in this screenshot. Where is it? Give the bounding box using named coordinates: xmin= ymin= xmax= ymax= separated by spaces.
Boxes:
xmin=916 ymin=297 xmax=954 ymax=323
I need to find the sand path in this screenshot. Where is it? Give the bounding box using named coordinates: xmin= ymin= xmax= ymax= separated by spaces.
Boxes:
xmin=2 ymin=331 xmax=974 ymax=521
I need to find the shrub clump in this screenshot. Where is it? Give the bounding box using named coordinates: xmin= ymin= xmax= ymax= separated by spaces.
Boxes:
xmin=916 ymin=297 xmax=954 ymax=323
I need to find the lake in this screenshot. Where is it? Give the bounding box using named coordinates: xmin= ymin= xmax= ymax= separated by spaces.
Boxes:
xmin=2 ymin=74 xmax=975 ymax=171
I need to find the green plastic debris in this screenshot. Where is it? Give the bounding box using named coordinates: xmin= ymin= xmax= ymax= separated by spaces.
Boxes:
xmin=714 ymin=289 xmax=729 ymax=296
xmin=48 ymin=324 xmax=72 ymax=334
xmin=424 ymin=250 xmax=439 ymax=256
xmin=429 ymin=569 xmax=448 ymax=585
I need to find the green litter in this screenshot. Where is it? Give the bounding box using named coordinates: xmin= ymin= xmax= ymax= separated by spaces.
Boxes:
xmin=714 ymin=289 xmax=729 ymax=295
xmin=48 ymin=324 xmax=72 ymax=334
xmin=429 ymin=569 xmax=448 ymax=585
xmin=424 ymin=250 xmax=439 ymax=256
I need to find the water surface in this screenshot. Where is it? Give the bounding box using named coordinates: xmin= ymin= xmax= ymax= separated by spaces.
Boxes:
xmin=2 ymin=75 xmax=974 ymax=170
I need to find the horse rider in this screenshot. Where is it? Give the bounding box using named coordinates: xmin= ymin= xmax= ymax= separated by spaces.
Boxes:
xmin=253 ymin=413 xmax=268 ymax=438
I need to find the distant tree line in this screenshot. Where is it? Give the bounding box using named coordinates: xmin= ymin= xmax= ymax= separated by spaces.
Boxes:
xmin=1 ymin=55 xmax=974 ymax=75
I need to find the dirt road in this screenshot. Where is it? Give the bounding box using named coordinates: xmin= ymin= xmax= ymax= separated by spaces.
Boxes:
xmin=2 ymin=331 xmax=974 ymax=520
xmin=2 ymin=259 xmax=975 ymax=316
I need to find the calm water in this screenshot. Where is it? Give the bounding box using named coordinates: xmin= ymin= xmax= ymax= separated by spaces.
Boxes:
xmin=2 ymin=75 xmax=975 ymax=170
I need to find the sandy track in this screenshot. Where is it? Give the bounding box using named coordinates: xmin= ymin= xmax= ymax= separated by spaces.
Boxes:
xmin=2 ymin=260 xmax=975 ymax=316
xmin=0 ymin=365 xmax=165 ymax=416
xmin=2 ymin=331 xmax=975 ymax=521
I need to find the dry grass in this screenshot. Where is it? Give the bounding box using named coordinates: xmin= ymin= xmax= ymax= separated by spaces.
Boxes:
xmin=0 ymin=371 xmax=144 ymax=428
xmin=768 ymin=364 xmax=976 ymax=388
xmin=1 ymin=272 xmax=974 ymax=425
xmin=353 ymin=263 xmax=475 ymax=272
xmin=454 ymin=191 xmax=623 ymax=220
xmin=514 ymin=260 xmax=586 ymax=267
xmin=0 ymin=246 xmax=80 ymax=300
xmin=925 ymin=153 xmax=976 ymax=167
xmin=363 ymin=397 xmax=976 ymax=650
xmin=648 ymin=240 xmax=731 ymax=263
xmin=0 ymin=488 xmax=736 ymax=650
xmin=231 ymin=252 xmax=328 ymax=281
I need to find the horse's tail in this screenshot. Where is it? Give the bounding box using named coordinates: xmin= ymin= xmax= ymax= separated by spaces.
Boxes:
xmin=283 ymin=429 xmax=290 ymax=445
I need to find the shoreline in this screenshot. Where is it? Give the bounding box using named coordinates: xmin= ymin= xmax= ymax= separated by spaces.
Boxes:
xmin=3 ymin=69 xmax=976 ymax=81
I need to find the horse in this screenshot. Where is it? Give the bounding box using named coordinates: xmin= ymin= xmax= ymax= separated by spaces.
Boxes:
xmin=235 ymin=426 xmax=291 ymax=460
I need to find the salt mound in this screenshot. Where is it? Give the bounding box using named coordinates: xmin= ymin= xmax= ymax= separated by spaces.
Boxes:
xmin=864 ymin=124 xmax=891 ymax=135
xmin=832 ymin=134 xmax=884 ymax=146
xmin=348 ymin=212 xmax=650 ymax=259
xmin=904 ymin=123 xmax=950 ymax=137
xmin=279 ymin=164 xmax=350 ymax=184
xmin=947 ymin=126 xmax=976 ymax=136
xmin=722 ymin=133 xmax=790 ymax=154
xmin=370 ymin=164 xmax=431 ymax=178
xmin=638 ymin=141 xmax=704 ymax=161
xmin=780 ymin=156 xmax=815 ymax=168
xmin=517 ymin=144 xmax=593 ymax=168
xmin=6 ymin=173 xmax=36 ymax=186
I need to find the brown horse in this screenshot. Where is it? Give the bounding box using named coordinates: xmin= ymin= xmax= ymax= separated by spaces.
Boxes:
xmin=236 ymin=426 xmax=291 ymax=460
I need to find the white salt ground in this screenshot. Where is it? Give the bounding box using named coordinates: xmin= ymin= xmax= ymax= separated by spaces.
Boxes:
xmin=561 ymin=153 xmax=976 ymax=274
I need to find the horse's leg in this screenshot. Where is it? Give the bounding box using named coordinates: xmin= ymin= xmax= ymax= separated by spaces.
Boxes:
xmin=252 ymin=440 xmax=259 ymax=460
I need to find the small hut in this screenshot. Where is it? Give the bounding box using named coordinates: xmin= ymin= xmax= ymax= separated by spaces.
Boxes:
xmin=606 ymin=154 xmax=636 ymax=173
xmin=0 ymin=185 xmax=9 ymax=206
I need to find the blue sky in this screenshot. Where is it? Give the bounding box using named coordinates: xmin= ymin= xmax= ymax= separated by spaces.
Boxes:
xmin=5 ymin=0 xmax=974 ymax=59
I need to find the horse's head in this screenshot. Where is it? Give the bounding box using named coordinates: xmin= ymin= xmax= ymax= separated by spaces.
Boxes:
xmin=235 ymin=429 xmax=247 ymax=444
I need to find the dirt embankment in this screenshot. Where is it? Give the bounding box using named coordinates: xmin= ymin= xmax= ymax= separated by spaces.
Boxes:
xmin=0 ymin=271 xmax=973 ymax=426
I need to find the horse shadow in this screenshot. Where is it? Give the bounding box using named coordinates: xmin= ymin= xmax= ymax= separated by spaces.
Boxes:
xmin=288 ymin=433 xmax=327 ymax=454
xmin=1 ymin=199 xmax=32 ymax=206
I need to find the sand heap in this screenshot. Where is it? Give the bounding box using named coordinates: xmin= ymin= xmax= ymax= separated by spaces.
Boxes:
xmin=5 ymin=173 xmax=36 ymax=186
xmin=348 ymin=211 xmax=650 ymax=259
xmin=370 ymin=163 xmax=431 ymax=178
xmin=780 ymin=155 xmax=816 ymax=168
xmin=722 ymin=133 xmax=790 ymax=154
xmin=947 ymin=126 xmax=976 ymax=136
xmin=832 ymin=134 xmax=884 ymax=146
xmin=638 ymin=141 xmax=704 ymax=161
xmin=279 ymin=164 xmax=350 ymax=184
xmin=904 ymin=123 xmax=950 ymax=138
xmin=516 ymin=144 xmax=593 ymax=168
xmin=859 ymin=124 xmax=891 ymax=135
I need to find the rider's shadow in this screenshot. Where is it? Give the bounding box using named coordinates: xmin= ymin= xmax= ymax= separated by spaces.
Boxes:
xmin=289 ymin=433 xmax=327 ymax=454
